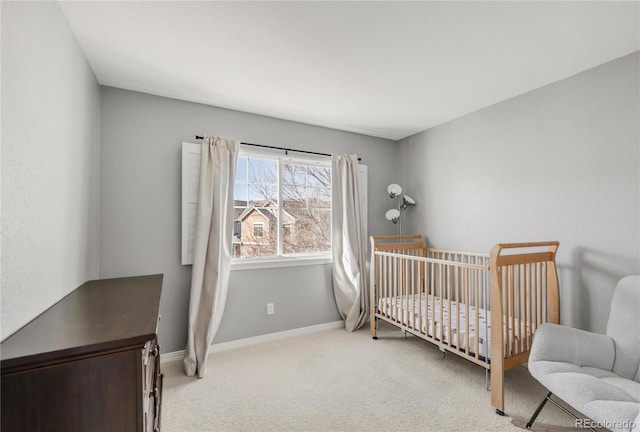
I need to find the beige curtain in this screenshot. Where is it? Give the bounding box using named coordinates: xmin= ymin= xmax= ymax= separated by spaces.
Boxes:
xmin=331 ymin=154 xmax=368 ymax=332
xmin=184 ymin=135 xmax=239 ymax=377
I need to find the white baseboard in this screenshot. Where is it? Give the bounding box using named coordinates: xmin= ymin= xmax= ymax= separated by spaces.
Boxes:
xmin=161 ymin=320 xmax=344 ymax=364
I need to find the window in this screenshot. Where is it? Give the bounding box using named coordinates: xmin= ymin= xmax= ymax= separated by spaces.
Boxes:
xmin=181 ymin=142 xmax=367 ymax=268
xmin=253 ymin=222 xmax=264 ymax=237
xmin=233 ymin=151 xmax=332 ymax=260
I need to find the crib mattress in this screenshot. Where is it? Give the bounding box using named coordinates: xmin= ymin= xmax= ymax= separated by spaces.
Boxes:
xmin=377 ymin=294 xmax=531 ymax=359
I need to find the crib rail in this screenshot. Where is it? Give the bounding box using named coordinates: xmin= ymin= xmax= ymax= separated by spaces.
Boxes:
xmin=367 ymin=235 xmax=425 ymax=253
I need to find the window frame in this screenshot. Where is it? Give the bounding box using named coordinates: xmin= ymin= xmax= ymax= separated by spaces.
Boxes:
xmin=231 ymin=148 xmax=333 ymax=269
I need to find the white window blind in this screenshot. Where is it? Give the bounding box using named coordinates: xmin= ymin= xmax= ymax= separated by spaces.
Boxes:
xmin=181 ymin=142 xmax=202 ymax=265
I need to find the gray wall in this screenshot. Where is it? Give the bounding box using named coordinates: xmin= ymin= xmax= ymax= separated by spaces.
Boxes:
xmin=398 ymin=52 xmax=639 ymax=334
xmin=99 ymin=87 xmax=398 ymax=353
xmin=1 ymin=2 xmax=101 ymax=339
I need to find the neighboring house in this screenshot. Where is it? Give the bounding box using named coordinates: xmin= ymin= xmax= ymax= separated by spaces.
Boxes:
xmin=233 ymin=201 xmax=296 ymax=258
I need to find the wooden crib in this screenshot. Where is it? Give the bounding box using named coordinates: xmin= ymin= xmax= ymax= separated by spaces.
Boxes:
xmin=369 ymin=235 xmax=560 ymax=415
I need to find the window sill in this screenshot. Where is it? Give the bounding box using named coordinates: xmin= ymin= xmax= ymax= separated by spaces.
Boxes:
xmin=230 ymin=256 xmax=332 ymax=271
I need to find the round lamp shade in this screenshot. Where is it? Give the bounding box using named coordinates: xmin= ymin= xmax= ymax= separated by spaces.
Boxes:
xmin=387 ymin=183 xmax=403 ymax=198
xmin=385 ymin=208 xmax=400 ymax=223
xmin=400 ymin=194 xmax=416 ymax=210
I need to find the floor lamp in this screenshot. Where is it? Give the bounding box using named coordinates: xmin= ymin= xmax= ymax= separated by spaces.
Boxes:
xmin=385 ymin=183 xmax=416 ymax=235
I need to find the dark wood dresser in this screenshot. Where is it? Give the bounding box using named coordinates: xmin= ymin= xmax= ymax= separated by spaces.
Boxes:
xmin=1 ymin=274 xmax=163 ymax=432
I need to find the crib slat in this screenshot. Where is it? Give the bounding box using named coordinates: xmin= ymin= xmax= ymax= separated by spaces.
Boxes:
xmin=464 ymin=267 xmax=470 ymax=356
xmin=408 ymin=258 xmax=412 ymax=331
xmin=392 ymin=254 xmax=396 ymax=322
xmin=516 ymin=265 xmax=522 ymax=355
xmin=455 ymin=264 xmax=458 ymax=348
xmin=380 ymin=254 xmax=384 ymax=319
xmin=520 ymin=264 xmax=528 ymax=352
xmin=537 ymin=262 xmax=542 ymax=326
xmin=430 ymin=261 xmax=435 ymax=341
xmin=525 ymin=264 xmax=530 ymax=352
xmin=370 ymin=253 xmax=376 ymax=337
xmin=382 ymin=255 xmax=387 ymax=319
xmin=438 ymin=262 xmax=443 ymax=345
xmin=516 ymin=265 xmax=526 ymax=353
xmin=504 ymin=266 xmax=510 ymax=357
xmin=474 ymin=268 xmax=480 ymax=360
xmin=447 ymin=264 xmax=452 ymax=348
xmin=512 ymin=266 xmax=518 ymax=355
xmin=385 ymin=254 xmax=389 ymax=320
xmin=410 ymin=258 xmax=415 ymax=332
xmin=415 ymin=258 xmax=419 ymax=332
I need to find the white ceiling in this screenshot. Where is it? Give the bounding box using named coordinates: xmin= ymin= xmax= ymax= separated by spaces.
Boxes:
xmin=59 ymin=1 xmax=639 ymax=140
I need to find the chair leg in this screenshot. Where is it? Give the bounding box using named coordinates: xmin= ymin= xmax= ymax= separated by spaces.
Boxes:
xmin=525 ymin=391 xmax=598 ymax=432
xmin=526 ymin=391 xmax=552 ymax=429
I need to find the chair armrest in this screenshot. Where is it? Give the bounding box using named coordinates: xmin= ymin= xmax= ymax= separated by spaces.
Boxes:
xmin=529 ymin=323 xmax=615 ymax=371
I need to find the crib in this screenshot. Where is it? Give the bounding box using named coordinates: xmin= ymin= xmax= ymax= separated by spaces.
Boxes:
xmin=369 ymin=235 xmax=560 ymax=415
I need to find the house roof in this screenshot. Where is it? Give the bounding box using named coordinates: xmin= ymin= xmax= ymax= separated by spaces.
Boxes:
xmin=235 ymin=205 xmax=295 ymax=225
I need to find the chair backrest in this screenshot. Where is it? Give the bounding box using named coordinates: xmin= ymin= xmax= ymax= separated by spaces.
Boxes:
xmin=606 ymin=275 xmax=640 ymax=381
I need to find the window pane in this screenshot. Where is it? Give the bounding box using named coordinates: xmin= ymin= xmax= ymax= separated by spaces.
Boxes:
xmin=234 ymin=183 xmax=248 ymax=203
xmin=236 ymin=157 xmax=248 ymax=182
xmin=282 ymin=185 xmax=306 ymax=208
xmin=249 ymin=184 xmax=278 ymax=204
xmin=307 ymin=166 xmax=331 ymax=186
xmin=282 ymin=163 xmax=306 ymax=185
xmin=233 ymin=156 xmax=279 ymax=259
xmin=308 ymin=187 xmax=331 ymax=208
xmin=249 ymin=158 xmax=277 ymax=184
xmin=282 ymin=208 xmax=331 ymax=255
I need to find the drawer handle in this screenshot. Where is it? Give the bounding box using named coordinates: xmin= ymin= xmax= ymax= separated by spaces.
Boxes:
xmin=150 ymin=387 xmax=159 ymax=398
xmin=152 ymin=346 xmax=159 ymax=357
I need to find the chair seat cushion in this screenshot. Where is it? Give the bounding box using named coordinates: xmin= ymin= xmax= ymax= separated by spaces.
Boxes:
xmin=529 ymin=361 xmax=640 ymax=432
xmin=530 ymin=360 xmax=620 ymax=380
xmin=601 ymin=377 xmax=640 ymax=403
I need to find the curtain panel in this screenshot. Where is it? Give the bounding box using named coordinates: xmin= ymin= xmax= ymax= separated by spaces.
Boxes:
xmin=331 ymin=154 xmax=368 ymax=332
xmin=184 ymin=135 xmax=239 ymax=377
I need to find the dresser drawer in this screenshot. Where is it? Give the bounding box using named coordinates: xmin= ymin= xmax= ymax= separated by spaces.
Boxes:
xmin=2 ymin=350 xmax=139 ymax=432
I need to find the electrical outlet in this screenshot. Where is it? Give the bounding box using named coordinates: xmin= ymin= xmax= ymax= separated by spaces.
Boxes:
xmin=267 ymin=303 xmax=274 ymax=315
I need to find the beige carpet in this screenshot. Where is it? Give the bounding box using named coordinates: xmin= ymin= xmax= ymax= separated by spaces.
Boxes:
xmin=161 ymin=321 xmax=583 ymax=432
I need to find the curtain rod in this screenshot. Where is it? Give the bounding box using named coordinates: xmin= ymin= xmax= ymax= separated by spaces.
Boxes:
xmin=195 ymin=135 xmax=361 ymax=161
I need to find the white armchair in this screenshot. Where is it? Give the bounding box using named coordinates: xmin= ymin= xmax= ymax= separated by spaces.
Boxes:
xmin=526 ymin=275 xmax=640 ymax=432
